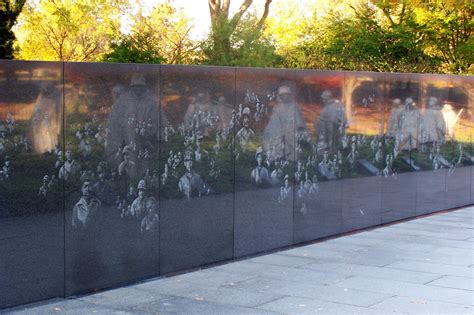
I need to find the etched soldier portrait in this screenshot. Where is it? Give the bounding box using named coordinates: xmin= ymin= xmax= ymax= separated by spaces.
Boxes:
xmin=250 ymin=147 xmax=270 ymax=186
xmin=236 ymin=109 xmax=255 ymax=151
xmin=178 ymin=152 xmax=210 ymax=199
xmin=59 ymin=149 xmax=80 ymax=180
xmin=72 ymin=181 xmax=101 ymax=230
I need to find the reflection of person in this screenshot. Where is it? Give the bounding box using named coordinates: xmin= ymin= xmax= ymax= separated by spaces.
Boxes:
xmin=107 ymin=75 xmax=165 ymax=161
xmin=442 ymin=104 xmax=461 ymax=139
xmin=183 ymin=91 xmax=215 ymax=136
xmin=178 ymin=153 xmax=210 ymax=199
xmin=420 ymin=97 xmax=445 ymax=144
xmin=72 ymin=181 xmax=101 ymax=229
xmin=263 ymin=85 xmax=306 ymax=161
xmin=30 ymin=81 xmax=61 ymax=153
xmin=214 ymin=96 xmax=233 ymax=130
xmin=386 ymin=98 xmax=403 ymax=137
xmin=396 ymin=97 xmax=421 ymax=151
xmin=251 ymin=148 xmax=270 ymax=186
xmin=315 ymin=90 xmax=348 ymax=154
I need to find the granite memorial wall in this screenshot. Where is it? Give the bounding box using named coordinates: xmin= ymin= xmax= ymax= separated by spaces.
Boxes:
xmin=0 ymin=60 xmax=472 ymax=308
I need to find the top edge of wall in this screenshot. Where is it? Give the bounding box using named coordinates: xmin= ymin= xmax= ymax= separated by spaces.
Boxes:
xmin=0 ymin=59 xmax=472 ymax=78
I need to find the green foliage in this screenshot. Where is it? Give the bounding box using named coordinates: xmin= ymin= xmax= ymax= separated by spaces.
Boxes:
xmin=15 ymin=0 xmax=127 ymax=61
xmin=267 ymin=0 xmax=472 ymax=74
xmin=102 ymin=39 xmax=165 ymax=64
xmin=411 ymin=0 xmax=473 ymax=74
xmin=127 ymin=3 xmax=199 ymax=64
xmin=201 ymin=14 xmax=280 ymax=67
xmin=0 ymin=0 xmax=26 ymax=59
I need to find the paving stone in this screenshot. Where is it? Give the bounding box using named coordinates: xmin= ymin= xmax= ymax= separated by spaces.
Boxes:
xmin=405 ymin=219 xmax=474 ymax=230
xmin=299 ymin=262 xmax=441 ymax=284
xmin=373 ymin=225 xmax=474 ymax=241
xmin=421 ymin=215 xmax=473 ymax=224
xmin=244 ymin=253 xmax=318 ymax=267
xmin=336 ymin=276 xmax=474 ymax=306
xmin=370 ymin=296 xmax=473 ymax=314
xmin=278 ymin=246 xmax=401 ymax=267
xmin=163 ymin=286 xmax=284 ymax=308
xmin=157 ymin=269 xmax=255 ymax=288
xmin=132 ymin=296 xmax=280 ymax=315
xmin=386 ymin=260 xmax=474 ymax=278
xmin=77 ymin=287 xmax=174 ymax=309
xmin=427 ymin=275 xmax=474 ymax=291
xmin=396 ymin=221 xmax=472 ymax=233
xmin=214 ymin=260 xmax=349 ymax=286
xmin=5 ymin=299 xmax=134 ymax=315
xmin=257 ymin=296 xmax=402 ymax=315
xmin=326 ymin=235 xmax=440 ymax=253
xmin=222 ymin=277 xmax=392 ymax=307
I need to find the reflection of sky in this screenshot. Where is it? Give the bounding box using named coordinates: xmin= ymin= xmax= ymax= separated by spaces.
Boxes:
xmin=1 ymin=66 xmax=472 ymax=142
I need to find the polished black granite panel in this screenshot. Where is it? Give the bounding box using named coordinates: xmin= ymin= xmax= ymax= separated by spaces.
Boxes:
xmin=445 ymin=165 xmax=471 ymax=208
xmin=341 ymin=176 xmax=382 ymax=232
xmin=416 ymin=169 xmax=447 ymax=215
xmin=441 ymin=74 xmax=472 ymax=209
xmin=340 ymin=71 xmax=384 ymax=232
xmin=292 ymin=70 xmax=344 ymax=243
xmin=381 ymin=73 xmax=421 ymax=222
xmin=63 ymin=62 xmax=161 ymax=295
xmin=233 ymin=67 xmax=295 ymax=256
xmin=0 ymin=61 xmax=64 ymax=308
xmin=414 ymin=73 xmax=452 ymax=215
xmin=159 ymin=65 xmax=234 ymax=273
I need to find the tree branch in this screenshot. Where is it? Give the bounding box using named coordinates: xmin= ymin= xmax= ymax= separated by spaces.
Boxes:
xmin=229 ymin=0 xmax=253 ymax=31
xmin=257 ymin=0 xmax=272 ymax=29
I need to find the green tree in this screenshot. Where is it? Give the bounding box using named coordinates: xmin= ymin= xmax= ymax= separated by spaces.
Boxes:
xmin=204 ymin=0 xmax=274 ymax=65
xmin=0 ymin=0 xmax=26 ymax=59
xmin=102 ymin=39 xmax=165 ymax=64
xmin=125 ymin=3 xmax=199 ymax=64
xmin=201 ymin=12 xmax=279 ymax=67
xmin=15 ymin=0 xmax=128 ymax=61
xmin=411 ymin=0 xmax=473 ymax=74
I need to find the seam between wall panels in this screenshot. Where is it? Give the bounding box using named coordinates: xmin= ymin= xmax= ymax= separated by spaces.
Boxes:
xmin=62 ymin=61 xmax=66 ymax=298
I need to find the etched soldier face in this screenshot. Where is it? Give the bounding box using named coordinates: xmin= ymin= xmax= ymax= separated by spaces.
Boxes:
xmin=256 ymin=153 xmax=263 ymax=165
xmin=82 ymin=182 xmax=91 ymax=198
xmin=66 ymin=150 xmax=73 ymax=161
xmin=138 ymin=189 xmax=145 ymax=198
xmin=243 ymin=115 xmax=250 ymax=127
xmin=184 ymin=159 xmax=193 ymax=171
